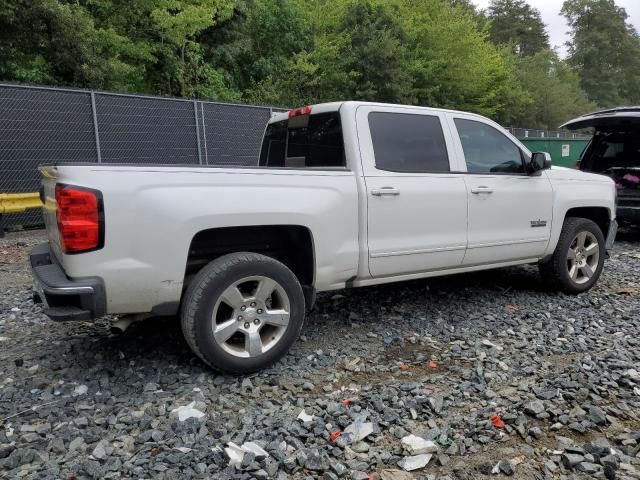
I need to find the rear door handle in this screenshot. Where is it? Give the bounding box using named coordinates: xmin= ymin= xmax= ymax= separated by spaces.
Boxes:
xmin=471 ymin=186 xmax=494 ymax=194
xmin=371 ymin=187 xmax=400 ymax=196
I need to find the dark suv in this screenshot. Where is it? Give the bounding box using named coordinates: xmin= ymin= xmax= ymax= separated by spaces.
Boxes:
xmin=562 ymin=107 xmax=640 ymax=224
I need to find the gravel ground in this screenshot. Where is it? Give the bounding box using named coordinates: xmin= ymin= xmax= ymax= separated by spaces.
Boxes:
xmin=1 ymin=229 xmax=639 ymax=480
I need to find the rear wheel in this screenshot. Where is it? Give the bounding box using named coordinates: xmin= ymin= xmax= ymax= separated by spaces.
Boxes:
xmin=181 ymin=252 xmax=305 ymax=373
xmin=539 ymin=217 xmax=605 ymax=294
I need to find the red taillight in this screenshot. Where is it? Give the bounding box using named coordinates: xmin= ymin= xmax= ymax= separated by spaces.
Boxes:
xmin=288 ymin=105 xmax=311 ymax=118
xmin=55 ymin=184 xmax=103 ymax=253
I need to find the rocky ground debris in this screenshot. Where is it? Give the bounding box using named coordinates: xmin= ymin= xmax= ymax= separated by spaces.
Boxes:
xmin=1 ymin=229 xmax=639 ymax=479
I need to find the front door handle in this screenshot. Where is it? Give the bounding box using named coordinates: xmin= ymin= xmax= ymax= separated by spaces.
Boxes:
xmin=371 ymin=187 xmax=400 ymax=197
xmin=471 ymin=186 xmax=494 ymax=194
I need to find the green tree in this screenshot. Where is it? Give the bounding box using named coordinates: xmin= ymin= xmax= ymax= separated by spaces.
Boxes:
xmin=150 ymin=0 xmax=234 ymax=97
xmin=0 ymin=0 xmax=241 ymax=99
xmin=265 ymin=0 xmax=529 ymax=121
xmin=1 ymin=0 xmax=580 ymax=127
xmin=513 ymin=50 xmax=596 ymax=128
xmin=0 ymin=0 xmax=151 ymax=90
xmin=487 ymin=0 xmax=550 ymax=57
xmin=328 ymin=0 xmax=413 ymax=103
xmin=200 ymin=0 xmax=310 ymax=105
xmin=448 ymin=0 xmax=489 ymax=30
xmin=247 ymin=0 xmax=414 ymax=106
xmin=562 ymin=0 xmax=640 ymax=107
xmin=399 ymin=0 xmax=529 ymax=122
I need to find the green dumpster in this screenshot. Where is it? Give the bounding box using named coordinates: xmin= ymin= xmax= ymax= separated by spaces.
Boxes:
xmin=519 ymin=138 xmax=590 ymax=168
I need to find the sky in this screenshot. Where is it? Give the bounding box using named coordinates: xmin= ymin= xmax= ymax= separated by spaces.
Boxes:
xmin=472 ymin=0 xmax=640 ymax=57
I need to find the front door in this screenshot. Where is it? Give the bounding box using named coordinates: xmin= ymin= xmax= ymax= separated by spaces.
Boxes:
xmin=356 ymin=106 xmax=468 ymax=277
xmin=448 ymin=114 xmax=553 ymax=265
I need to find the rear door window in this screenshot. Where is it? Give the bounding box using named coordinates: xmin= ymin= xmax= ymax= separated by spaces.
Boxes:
xmin=259 ymin=112 xmax=345 ymax=168
xmin=368 ymin=112 xmax=450 ymax=173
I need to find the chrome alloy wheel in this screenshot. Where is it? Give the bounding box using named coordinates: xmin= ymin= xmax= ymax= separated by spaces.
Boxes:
xmin=211 ymin=276 xmax=290 ymax=358
xmin=567 ymin=231 xmax=600 ymax=285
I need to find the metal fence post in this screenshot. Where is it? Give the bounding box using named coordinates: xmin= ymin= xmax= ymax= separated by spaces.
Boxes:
xmin=90 ymin=92 xmax=102 ymax=164
xmin=200 ymin=103 xmax=209 ymax=165
xmin=194 ymin=100 xmax=203 ymax=165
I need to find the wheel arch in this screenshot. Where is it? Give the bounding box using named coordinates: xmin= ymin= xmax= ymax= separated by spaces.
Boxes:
xmin=564 ymin=206 xmax=611 ymax=237
xmin=544 ymin=204 xmax=612 ymax=259
xmin=184 ymin=224 xmax=316 ymax=305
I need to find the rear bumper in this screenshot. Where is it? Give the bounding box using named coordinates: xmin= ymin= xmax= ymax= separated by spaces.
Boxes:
xmin=617 ymin=205 xmax=640 ymax=224
xmin=30 ymin=243 xmax=106 ymax=321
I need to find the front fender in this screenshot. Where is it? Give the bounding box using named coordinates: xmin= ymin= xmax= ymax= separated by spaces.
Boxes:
xmin=544 ymin=173 xmax=615 ymax=256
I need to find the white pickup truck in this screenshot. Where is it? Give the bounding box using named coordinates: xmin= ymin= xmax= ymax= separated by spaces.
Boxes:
xmin=31 ymin=101 xmax=617 ymax=373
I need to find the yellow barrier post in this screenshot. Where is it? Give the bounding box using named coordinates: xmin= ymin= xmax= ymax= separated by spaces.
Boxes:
xmin=0 ymin=193 xmax=43 ymax=238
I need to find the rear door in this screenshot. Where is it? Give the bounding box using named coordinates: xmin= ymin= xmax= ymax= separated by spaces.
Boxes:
xmin=356 ymin=105 xmax=468 ymax=278
xmin=446 ymin=114 xmax=553 ymax=265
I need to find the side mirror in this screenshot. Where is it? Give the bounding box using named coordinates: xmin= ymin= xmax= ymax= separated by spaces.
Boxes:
xmin=529 ymin=152 xmax=552 ymax=174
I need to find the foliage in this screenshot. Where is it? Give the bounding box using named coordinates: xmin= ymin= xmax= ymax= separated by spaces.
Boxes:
xmin=513 ymin=50 xmax=596 ymax=129
xmin=487 ymin=0 xmax=550 ymax=57
xmin=201 ymin=0 xmax=312 ymax=104
xmin=261 ymin=0 xmax=529 ymax=122
xmin=0 ymin=0 xmax=152 ymax=90
xmin=399 ymin=0 xmax=529 ymax=123
xmin=562 ymin=0 xmax=640 ymax=107
xmin=1 ymin=0 xmax=636 ymax=128
xmin=285 ymin=0 xmax=413 ymax=105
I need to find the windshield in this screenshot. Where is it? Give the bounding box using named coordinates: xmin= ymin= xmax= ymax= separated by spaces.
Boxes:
xmin=259 ymin=112 xmax=345 ymax=168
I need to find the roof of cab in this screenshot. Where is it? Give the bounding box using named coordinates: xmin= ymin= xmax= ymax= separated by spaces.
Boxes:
xmin=268 ymin=101 xmax=489 ymax=123
xmin=266 ymin=100 xmax=529 ymax=153
xmin=560 ymin=106 xmax=640 ymax=130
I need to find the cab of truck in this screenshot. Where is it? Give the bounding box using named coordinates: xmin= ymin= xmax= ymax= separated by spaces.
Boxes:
xmin=562 ymin=107 xmax=640 ymax=224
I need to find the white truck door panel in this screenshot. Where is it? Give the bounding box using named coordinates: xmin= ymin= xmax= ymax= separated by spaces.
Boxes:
xmin=356 ymin=105 xmax=468 ymax=277
xmin=365 ymin=175 xmax=468 ymax=276
xmin=447 ymin=114 xmax=553 ymax=265
xmin=463 ymin=175 xmax=553 ymax=264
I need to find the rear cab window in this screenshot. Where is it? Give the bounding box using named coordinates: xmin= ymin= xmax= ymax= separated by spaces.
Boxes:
xmin=259 ymin=112 xmax=345 ymax=168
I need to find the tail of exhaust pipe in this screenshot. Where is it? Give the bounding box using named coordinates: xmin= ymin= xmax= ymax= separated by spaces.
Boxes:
xmin=110 ymin=314 xmax=151 ymax=334
xmin=110 ymin=318 xmax=134 ymax=334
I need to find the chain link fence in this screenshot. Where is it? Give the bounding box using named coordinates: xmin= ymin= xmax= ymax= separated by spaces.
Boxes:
xmin=0 ymin=83 xmax=285 ymax=229
xmin=505 ymin=127 xmax=591 ymax=140
xmin=1 ymin=83 xmax=592 ymax=231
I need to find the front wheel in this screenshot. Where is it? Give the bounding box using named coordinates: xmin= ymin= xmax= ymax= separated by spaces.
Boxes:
xmin=539 ymin=217 xmax=606 ymax=294
xmin=181 ymin=253 xmax=306 ymax=373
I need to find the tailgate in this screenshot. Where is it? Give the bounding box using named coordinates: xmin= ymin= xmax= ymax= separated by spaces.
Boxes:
xmin=39 ymin=166 xmax=63 ymax=263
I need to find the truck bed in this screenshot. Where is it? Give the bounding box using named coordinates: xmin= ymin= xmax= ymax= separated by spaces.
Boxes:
xmin=40 ymin=163 xmax=360 ymax=314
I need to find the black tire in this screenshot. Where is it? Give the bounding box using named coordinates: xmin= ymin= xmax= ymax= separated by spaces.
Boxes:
xmin=181 ymin=252 xmax=305 ymax=373
xmin=539 ymin=217 xmax=605 ymax=294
